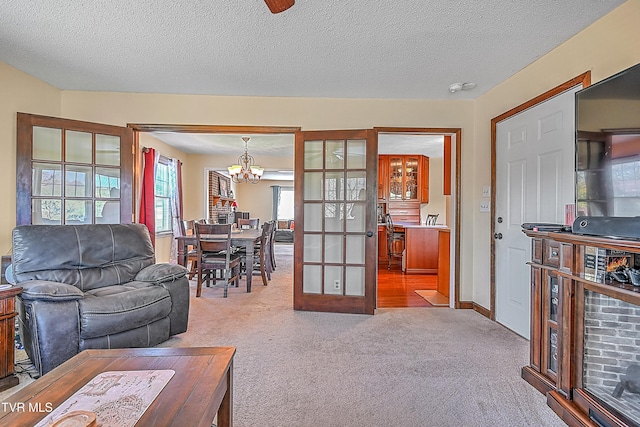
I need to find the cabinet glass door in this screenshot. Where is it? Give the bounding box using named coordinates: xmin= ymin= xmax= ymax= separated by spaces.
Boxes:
xmin=403 ymin=156 xmax=419 ymax=200
xmin=389 ymin=156 xmax=403 ymax=200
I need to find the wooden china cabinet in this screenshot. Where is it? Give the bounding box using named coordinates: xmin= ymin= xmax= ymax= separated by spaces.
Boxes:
xmin=378 ymin=155 xmax=429 ymax=224
xmin=523 ymin=229 xmax=640 ymax=427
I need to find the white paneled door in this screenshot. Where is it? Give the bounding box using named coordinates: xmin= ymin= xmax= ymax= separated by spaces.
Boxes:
xmin=495 ymin=86 xmax=580 ymax=338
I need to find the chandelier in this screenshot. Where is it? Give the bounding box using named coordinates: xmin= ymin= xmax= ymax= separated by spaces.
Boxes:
xmin=227 ymin=137 xmax=264 ymax=184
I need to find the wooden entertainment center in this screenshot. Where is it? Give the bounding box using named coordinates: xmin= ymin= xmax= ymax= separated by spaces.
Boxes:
xmin=523 ymin=229 xmax=640 ymax=427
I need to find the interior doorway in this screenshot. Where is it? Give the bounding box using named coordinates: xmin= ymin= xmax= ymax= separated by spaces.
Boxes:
xmin=375 ymin=128 xmax=461 ymax=309
xmin=128 ymin=124 xmax=461 ymax=311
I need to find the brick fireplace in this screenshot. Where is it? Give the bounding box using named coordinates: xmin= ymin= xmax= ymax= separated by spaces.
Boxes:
xmin=583 ymin=290 xmax=640 ymax=424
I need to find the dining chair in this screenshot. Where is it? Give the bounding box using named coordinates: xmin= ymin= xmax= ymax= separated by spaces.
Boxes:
xmin=385 ymin=214 xmax=405 ymax=270
xmin=194 ymin=222 xmax=241 ymax=297
xmin=426 ymin=213 xmax=439 ymax=226
xmin=269 ymin=220 xmax=277 ymax=271
xmin=238 ymin=218 xmax=260 ymax=230
xmin=180 ymin=219 xmax=198 ymax=279
xmin=239 ymin=220 xmax=274 ymax=285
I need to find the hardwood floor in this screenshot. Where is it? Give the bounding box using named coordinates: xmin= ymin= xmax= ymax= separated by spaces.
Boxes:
xmin=377 ymin=261 xmax=437 ymax=308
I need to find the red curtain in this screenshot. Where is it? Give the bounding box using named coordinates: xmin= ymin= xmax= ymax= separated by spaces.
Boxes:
xmin=139 ymin=148 xmax=157 ymax=247
xmin=177 ymin=160 xmax=183 ymax=223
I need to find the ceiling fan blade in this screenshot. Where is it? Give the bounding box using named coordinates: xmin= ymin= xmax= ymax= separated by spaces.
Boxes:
xmin=264 ymin=0 xmax=295 ymax=14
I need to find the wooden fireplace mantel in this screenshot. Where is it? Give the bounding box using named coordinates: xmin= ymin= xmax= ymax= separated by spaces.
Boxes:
xmin=523 ymin=229 xmax=640 ymax=427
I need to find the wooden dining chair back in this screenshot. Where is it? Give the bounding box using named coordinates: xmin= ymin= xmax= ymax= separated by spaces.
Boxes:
xmin=194 ymin=222 xmax=241 ymax=297
xmin=240 ymin=220 xmax=274 ymax=285
xmin=385 ymin=214 xmax=405 ymax=270
xmin=269 ymin=220 xmax=277 ymax=271
xmin=238 ymin=218 xmax=260 ymax=230
xmin=181 ymin=220 xmax=198 ymax=279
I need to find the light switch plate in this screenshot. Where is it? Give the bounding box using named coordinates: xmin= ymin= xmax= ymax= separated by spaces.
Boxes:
xmin=482 ymin=186 xmax=491 ymax=198
xmin=480 ymin=201 xmax=490 ymax=212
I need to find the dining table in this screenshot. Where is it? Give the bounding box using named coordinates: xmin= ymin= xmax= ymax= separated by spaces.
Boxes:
xmin=176 ymin=228 xmax=264 ymax=293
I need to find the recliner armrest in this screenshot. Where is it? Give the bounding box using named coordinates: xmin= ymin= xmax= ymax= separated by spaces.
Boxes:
xmin=19 ymin=280 xmax=84 ymax=301
xmin=135 ymin=263 xmax=188 ymax=284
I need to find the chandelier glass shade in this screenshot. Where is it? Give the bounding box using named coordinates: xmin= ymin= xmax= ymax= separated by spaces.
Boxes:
xmin=228 ymin=137 xmax=264 ymax=184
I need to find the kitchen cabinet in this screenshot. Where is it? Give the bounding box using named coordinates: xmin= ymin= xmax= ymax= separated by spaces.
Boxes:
xmin=378 ymin=155 xmax=429 ymax=224
xmin=379 ymin=155 xmax=429 ymax=203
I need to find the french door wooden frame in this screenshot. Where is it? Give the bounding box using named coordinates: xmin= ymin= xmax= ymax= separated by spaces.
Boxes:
xmin=490 ymin=71 xmax=591 ymax=320
xmin=16 ymin=113 xmax=134 ymax=226
xmin=293 ymin=129 xmax=378 ymax=314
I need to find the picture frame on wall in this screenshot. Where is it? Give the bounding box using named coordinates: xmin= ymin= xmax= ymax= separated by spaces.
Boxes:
xmin=219 ymin=177 xmax=228 ymax=197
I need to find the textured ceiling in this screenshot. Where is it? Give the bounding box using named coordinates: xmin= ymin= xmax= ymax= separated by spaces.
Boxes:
xmin=0 ymin=0 xmax=625 ymax=100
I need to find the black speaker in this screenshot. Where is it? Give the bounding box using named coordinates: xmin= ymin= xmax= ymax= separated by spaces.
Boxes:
xmin=572 ymin=216 xmax=640 ymax=240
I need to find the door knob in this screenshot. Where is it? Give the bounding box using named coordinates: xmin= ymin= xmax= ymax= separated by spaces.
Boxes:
xmin=366 ymin=231 xmax=374 ymax=237
xmin=494 ymin=232 xmax=503 ymax=240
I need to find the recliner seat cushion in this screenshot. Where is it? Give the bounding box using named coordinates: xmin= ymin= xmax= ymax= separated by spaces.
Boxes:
xmin=79 ymin=283 xmax=171 ymax=339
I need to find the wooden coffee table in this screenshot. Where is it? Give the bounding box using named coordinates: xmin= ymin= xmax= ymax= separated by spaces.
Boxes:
xmin=0 ymin=347 xmax=236 ymax=426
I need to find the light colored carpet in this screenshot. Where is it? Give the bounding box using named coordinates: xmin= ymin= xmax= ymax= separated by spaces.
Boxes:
xmin=3 ymin=243 xmax=565 ymax=426
xmin=160 ymin=244 xmax=565 ymax=427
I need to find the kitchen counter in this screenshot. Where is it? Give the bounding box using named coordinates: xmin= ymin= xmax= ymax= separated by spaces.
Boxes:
xmin=377 ymin=222 xmax=450 ymax=300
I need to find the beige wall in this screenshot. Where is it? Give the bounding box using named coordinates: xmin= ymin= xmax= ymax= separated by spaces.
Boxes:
xmin=420 ymin=157 xmax=447 ymax=225
xmin=2 ymin=0 xmax=638 ymax=307
xmin=472 ymin=0 xmax=640 ymax=308
xmin=0 ymin=63 xmax=61 ymax=255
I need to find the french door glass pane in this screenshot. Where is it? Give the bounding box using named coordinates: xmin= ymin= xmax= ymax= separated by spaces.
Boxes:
xmin=65 ymin=200 xmax=92 ymax=224
xmin=325 ymin=172 xmax=344 ymax=200
xmin=304 ymin=140 xmax=323 ymax=169
xmin=304 ymin=203 xmax=323 ymax=232
xmin=65 ymin=165 xmax=92 ymax=197
xmin=33 ymin=127 xmax=61 ymax=161
xmin=95 ymin=167 xmax=121 ymax=198
xmin=303 ymin=265 xmax=322 ymax=293
xmin=325 ymin=203 xmax=344 ymax=232
xmin=345 ymin=266 xmax=365 ymax=296
xmin=65 ymin=130 xmax=92 ymax=163
xmin=32 ymin=199 xmax=61 ymax=224
xmin=324 ymin=265 xmax=342 ymax=294
xmin=32 ymin=163 xmax=62 ymax=196
xmin=325 ymin=140 xmax=344 ymax=169
xmin=345 ymin=235 xmax=365 ymax=264
xmin=304 ymin=172 xmax=323 ymax=200
xmin=324 ymin=234 xmax=343 ymax=264
xmin=303 ymin=234 xmax=322 ymax=262
xmin=346 ymin=171 xmax=366 ymax=200
xmin=96 ymin=134 xmax=121 ymax=166
xmin=346 ymin=139 xmax=366 ymax=168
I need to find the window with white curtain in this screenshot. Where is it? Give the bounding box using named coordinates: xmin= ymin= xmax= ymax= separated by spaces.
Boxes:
xmin=155 ymin=157 xmax=175 ymax=232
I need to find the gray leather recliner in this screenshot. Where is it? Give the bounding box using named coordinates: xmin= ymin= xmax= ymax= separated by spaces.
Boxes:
xmin=11 ymin=224 xmax=190 ymax=375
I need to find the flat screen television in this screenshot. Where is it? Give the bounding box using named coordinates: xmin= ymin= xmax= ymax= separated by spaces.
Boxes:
xmin=575 ymin=63 xmax=640 ymax=222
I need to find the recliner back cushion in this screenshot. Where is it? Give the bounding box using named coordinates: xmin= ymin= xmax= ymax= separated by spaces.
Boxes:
xmin=12 ymin=224 xmax=155 ymax=291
